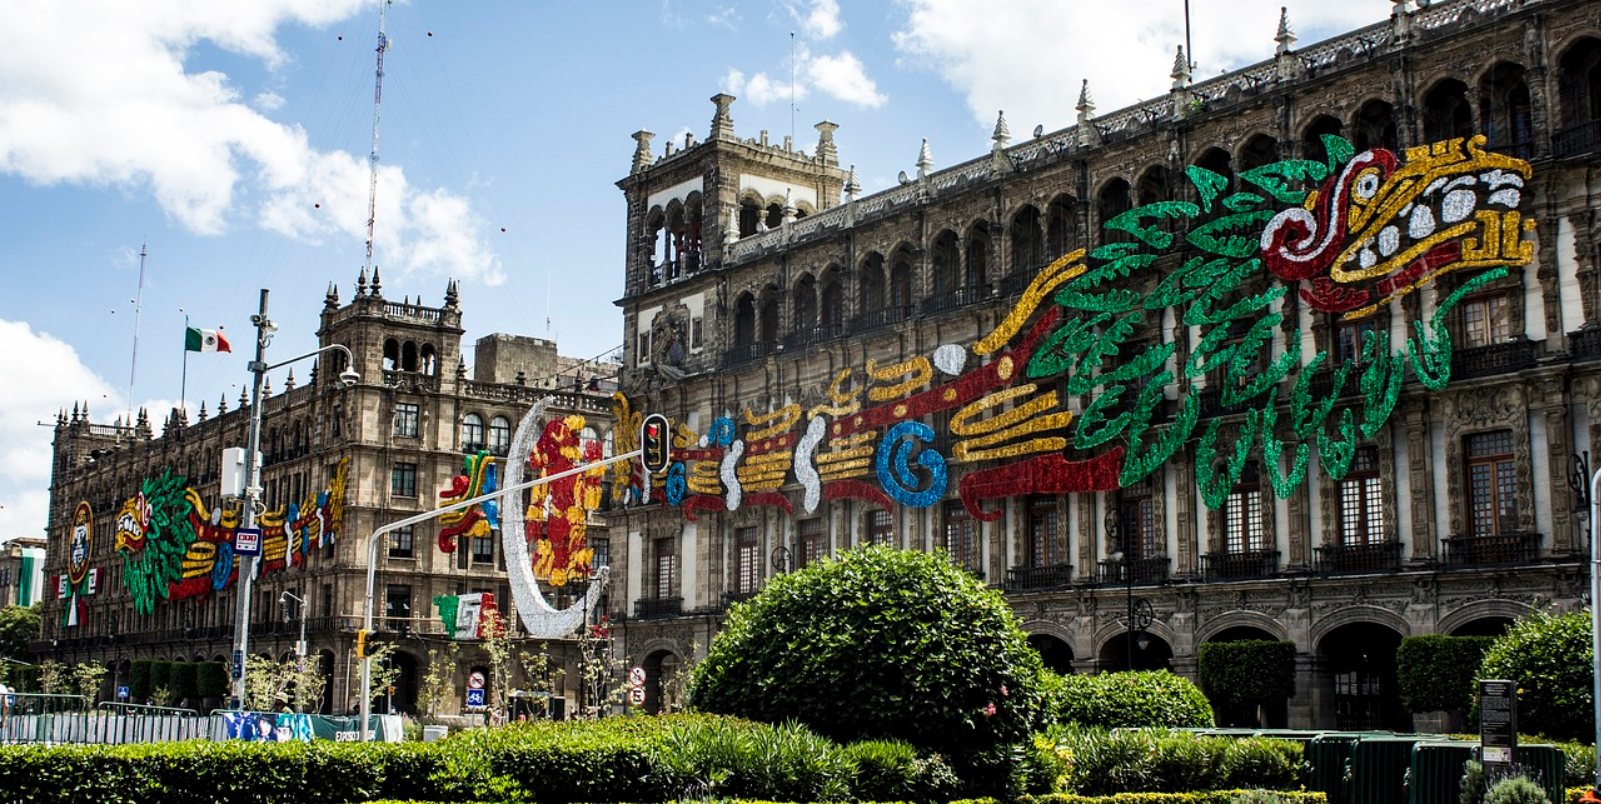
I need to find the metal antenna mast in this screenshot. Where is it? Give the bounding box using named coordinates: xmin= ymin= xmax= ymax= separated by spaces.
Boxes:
xmin=363 ymin=0 xmax=391 ymax=274
xmin=127 ymin=242 xmax=147 ymax=426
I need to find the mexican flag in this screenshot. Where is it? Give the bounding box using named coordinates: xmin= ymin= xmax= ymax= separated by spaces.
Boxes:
xmin=185 ymin=326 xmax=231 ymax=353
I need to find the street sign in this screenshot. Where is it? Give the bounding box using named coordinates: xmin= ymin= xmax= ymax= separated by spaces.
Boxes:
xmin=233 ymin=527 xmax=262 ymax=557
xmin=628 ymin=686 xmax=646 ymax=706
xmin=466 ymin=688 xmax=486 ymax=707
xmin=467 ymin=670 xmax=486 ymax=690
xmin=230 ymin=650 xmax=245 ymax=681
xmin=117 ymin=686 xmax=129 ymax=700
xmin=628 ymin=666 xmax=646 ymax=687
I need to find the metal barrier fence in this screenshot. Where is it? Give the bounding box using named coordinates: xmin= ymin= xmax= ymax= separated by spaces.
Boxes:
xmin=0 ymin=694 xmax=209 ymax=745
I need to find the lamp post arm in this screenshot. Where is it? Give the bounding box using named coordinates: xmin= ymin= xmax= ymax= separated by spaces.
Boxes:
xmin=358 ymin=447 xmax=644 ymax=741
xmin=262 ymin=343 xmax=356 ymax=375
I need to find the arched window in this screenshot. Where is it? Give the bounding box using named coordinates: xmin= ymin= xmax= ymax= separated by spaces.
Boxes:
xmin=890 ymin=247 xmax=915 ymax=321
xmin=758 ymin=288 xmax=780 ymax=345
xmin=820 ymin=268 xmax=845 ymax=336
xmin=931 ymin=230 xmax=962 ymax=306
xmin=1352 ymin=101 xmax=1398 ymax=153
xmin=793 ymin=274 xmax=818 ymax=333
xmin=765 ymin=202 xmax=783 ymax=230
xmin=1479 ymin=63 xmax=1532 ymax=158
xmin=1193 ymin=148 xmax=1233 ymax=196
xmin=965 ymin=223 xmax=988 ymax=292
xmin=645 ymin=208 xmax=668 ymax=283
xmin=1046 ymin=195 xmax=1079 ymax=262
xmin=420 ymin=344 xmax=437 ymax=377
xmin=383 ymin=338 xmax=400 ymax=372
xmin=664 ymin=203 xmax=685 ymax=281
xmin=461 ymin=413 xmax=485 ymax=452
xmin=1010 ymin=206 xmax=1044 ymax=273
xmin=1238 ymin=134 xmax=1278 ymax=172
xmin=488 ymin=416 xmax=512 ymax=456
xmin=739 ymin=196 xmax=762 ymax=237
xmin=401 ymin=341 xmax=418 ymax=372
xmin=1301 ymin=115 xmax=1345 ymax=164
xmin=683 ymin=194 xmax=704 ymax=272
xmin=859 ymin=253 xmax=886 ymax=315
xmin=1096 ymin=179 xmax=1132 ymax=244
xmin=1557 ymin=38 xmax=1601 ymax=156
xmin=734 ymin=293 xmax=756 ymax=347
xmin=1421 ymin=79 xmax=1474 ymax=143
xmin=1136 ymin=165 xmax=1168 ymax=207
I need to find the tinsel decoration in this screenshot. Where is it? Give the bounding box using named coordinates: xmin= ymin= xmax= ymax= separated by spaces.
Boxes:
xmin=1289 ymin=352 xmax=1345 ymax=440
xmin=1315 ymin=408 xmax=1358 ymax=480
xmin=1119 ymin=372 xmax=1196 ymax=487
xmin=1238 ymin=159 xmax=1329 ymax=204
xmin=1074 ymin=385 xmax=1128 ymax=450
xmin=1258 ymin=388 xmax=1309 ymax=498
xmin=1357 ymin=329 xmax=1404 ymax=439
xmin=1103 ymin=201 xmax=1200 ymax=250
xmin=1195 ymin=412 xmax=1259 ymax=509
xmin=665 ymin=463 xmax=687 ymax=506
xmin=793 ymin=415 xmax=826 ymax=513
xmin=1186 ymin=165 xmax=1229 ymax=214
xmin=876 ymin=420 xmax=948 ymax=507
xmin=974 ymin=253 xmax=1083 ymax=355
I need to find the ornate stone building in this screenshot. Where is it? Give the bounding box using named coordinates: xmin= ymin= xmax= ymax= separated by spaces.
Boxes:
xmin=606 ymin=0 xmax=1600 ymax=728
xmin=38 ymin=277 xmax=619 ymax=715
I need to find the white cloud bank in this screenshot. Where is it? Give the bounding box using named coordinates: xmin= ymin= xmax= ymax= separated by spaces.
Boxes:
xmin=0 ymin=0 xmax=504 ymax=285
xmin=892 ymin=1 xmax=1382 ymax=131
xmin=724 ymin=44 xmax=886 ymax=110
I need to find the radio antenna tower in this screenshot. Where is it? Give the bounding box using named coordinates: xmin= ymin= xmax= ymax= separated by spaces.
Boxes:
xmin=363 ymin=0 xmax=391 ymax=274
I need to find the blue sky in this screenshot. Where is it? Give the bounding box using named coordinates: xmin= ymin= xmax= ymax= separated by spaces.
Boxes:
xmin=0 ymin=0 xmax=1388 ymax=541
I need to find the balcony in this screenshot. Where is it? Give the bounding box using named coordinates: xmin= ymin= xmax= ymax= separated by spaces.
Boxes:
xmin=1451 ymin=339 xmax=1538 ymax=381
xmin=723 ymin=341 xmax=775 ymax=367
xmin=1314 ymin=541 xmax=1403 ymax=575
xmin=1553 ymin=121 xmax=1600 ymax=159
xmin=633 ymin=597 xmax=684 ymax=620
xmin=995 ymin=271 xmax=1032 ymax=298
xmin=1441 ymin=532 xmax=1542 ymax=567
xmin=1305 ymin=367 xmax=1362 ymax=401
xmin=1200 ymin=549 xmax=1281 ymax=580
xmin=1570 ymin=326 xmax=1599 ymax=362
xmin=1096 ymin=556 xmax=1170 ymax=586
xmin=1006 ymin=563 xmax=1075 ymax=592
xmin=849 ymin=305 xmax=914 ymax=336
xmin=720 ymin=590 xmax=759 ymax=610
xmin=922 ymin=285 xmax=988 ymax=316
xmin=1483 ymin=138 xmax=1534 ymax=161
xmin=1195 ymin=386 xmax=1255 ymax=418
xmin=781 ymin=321 xmax=847 ymax=350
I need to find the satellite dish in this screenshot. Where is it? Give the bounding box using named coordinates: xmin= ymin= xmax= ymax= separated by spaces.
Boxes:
xmin=1033 ymin=124 xmax=1044 ymax=138
xmin=897 ymin=170 xmax=910 ymax=185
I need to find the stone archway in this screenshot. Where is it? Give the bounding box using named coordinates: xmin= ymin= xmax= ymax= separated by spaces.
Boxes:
xmin=1028 ymin=633 xmax=1075 ymax=674
xmin=1096 ymin=630 xmax=1172 ymax=673
xmin=642 ymin=648 xmax=683 ymax=714
xmin=1316 ymin=621 xmax=1409 ymax=731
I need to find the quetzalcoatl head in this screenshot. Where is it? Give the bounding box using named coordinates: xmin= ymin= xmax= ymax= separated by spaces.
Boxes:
xmin=1261 ymin=134 xmax=1534 ymax=320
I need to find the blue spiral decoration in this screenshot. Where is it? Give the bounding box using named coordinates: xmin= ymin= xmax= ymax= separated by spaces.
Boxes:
xmin=482 ymin=462 xmax=502 ymax=529
xmin=708 ymin=416 xmax=737 ymax=447
xmin=665 ymin=462 xmax=687 ymax=505
xmin=875 ymin=421 xmax=948 ymax=508
xmin=211 ymin=542 xmax=235 ymax=591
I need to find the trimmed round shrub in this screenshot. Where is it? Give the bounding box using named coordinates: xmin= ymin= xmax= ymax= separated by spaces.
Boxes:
xmin=1049 ymin=670 xmax=1214 ymax=728
xmin=1484 ymin=775 xmax=1551 ymax=804
xmin=1477 ymin=609 xmax=1594 ymax=742
xmin=687 ymin=545 xmax=1047 ymax=757
xmin=1199 ymin=640 xmax=1297 ymax=711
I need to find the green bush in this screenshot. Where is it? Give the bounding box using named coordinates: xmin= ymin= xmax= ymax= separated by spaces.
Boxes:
xmin=1397 ymin=635 xmax=1493 ymax=713
xmin=1041 ymin=727 xmax=1302 ymax=796
xmin=1484 ymin=775 xmax=1551 ymax=804
xmin=130 ymin=660 xmax=155 ymax=704
xmin=1048 ymin=670 xmax=1215 ymax=729
xmin=195 ymin=661 xmax=229 ymax=699
xmin=148 ymin=661 xmax=172 ymax=696
xmin=1477 ymin=609 xmax=1595 ymax=743
xmin=688 ymin=545 xmax=1048 ymax=758
xmin=1198 ymin=641 xmax=1296 ymax=710
xmin=843 ymin=738 xmax=921 ymax=801
xmin=1017 ymin=794 xmax=1328 ymax=804
xmin=168 ymin=662 xmax=199 ymax=703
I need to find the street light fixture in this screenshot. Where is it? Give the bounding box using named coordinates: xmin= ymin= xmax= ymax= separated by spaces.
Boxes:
xmin=1106 ymin=506 xmax=1153 ymax=671
xmin=230 ymin=288 xmax=359 ymax=709
xmin=280 ymin=591 xmax=308 ymax=670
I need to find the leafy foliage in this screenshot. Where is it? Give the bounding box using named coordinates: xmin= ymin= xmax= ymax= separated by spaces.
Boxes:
xmin=688 ymin=545 xmax=1048 ymax=757
xmin=1477 ymin=609 xmax=1595 ymax=742
xmin=0 ymin=604 xmax=40 ymax=666
xmin=1047 ymin=670 xmax=1214 ymax=729
xmin=1038 ymin=726 xmax=1303 ymax=795
xmin=1483 ymin=775 xmax=1551 ymax=804
xmin=195 ymin=661 xmax=229 ymax=699
xmin=1396 ymin=635 xmax=1493 ymax=713
xmin=1198 ymin=641 xmax=1297 ymax=710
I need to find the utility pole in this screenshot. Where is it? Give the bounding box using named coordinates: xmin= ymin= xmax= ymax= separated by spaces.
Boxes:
xmin=231 ymin=289 xmax=273 ymax=708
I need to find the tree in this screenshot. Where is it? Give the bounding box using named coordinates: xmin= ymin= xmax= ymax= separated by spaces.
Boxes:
xmin=1397 ymin=635 xmax=1492 ymax=713
xmin=353 ymin=641 xmax=401 ymax=711
xmin=1476 ymin=608 xmax=1594 ymax=742
xmin=688 ymin=545 xmax=1047 ymax=757
xmin=1198 ymin=640 xmax=1296 ymax=725
xmin=418 ymin=642 xmax=460 ymax=720
xmin=70 ymin=662 xmax=106 ymax=703
xmin=0 ymin=605 xmax=40 ymax=665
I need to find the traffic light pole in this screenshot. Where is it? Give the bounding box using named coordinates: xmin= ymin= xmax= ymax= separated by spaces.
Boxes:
xmin=357 ymin=447 xmax=644 ymax=741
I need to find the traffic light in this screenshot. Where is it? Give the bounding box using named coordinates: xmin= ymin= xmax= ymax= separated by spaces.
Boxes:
xmin=640 ymin=413 xmax=672 ymax=474
xmin=355 ymin=629 xmax=369 ymax=659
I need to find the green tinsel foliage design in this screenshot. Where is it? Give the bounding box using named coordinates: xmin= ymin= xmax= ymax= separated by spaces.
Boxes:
xmin=1119 ymin=372 xmax=1199 ymax=487
xmin=1222 ymin=314 xmax=1299 ymax=407
xmin=121 ymin=470 xmax=199 ymax=615
xmin=1316 ymin=407 xmax=1359 ymax=480
xmin=1238 ymin=159 xmax=1330 ymax=204
xmin=1289 ymin=351 xmax=1347 ymax=440
xmin=1259 ymin=387 xmax=1310 ymax=499
xmin=1186 ymin=210 xmax=1277 ymax=257
xmin=1357 ymin=328 xmax=1405 ymax=439
xmin=1146 ymin=255 xmax=1236 ymax=310
xmin=1196 ymin=413 xmax=1260 ymax=509
xmin=1186 ymin=165 xmax=1230 ymax=214
xmin=1075 ymin=385 xmax=1130 ymax=450
xmin=1320 ymin=134 xmax=1355 ymax=177
xmin=1104 ymin=201 xmax=1200 ymax=249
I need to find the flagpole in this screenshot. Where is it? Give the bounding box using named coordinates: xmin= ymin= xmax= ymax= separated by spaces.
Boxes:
xmin=181 ymin=312 xmax=189 ymax=418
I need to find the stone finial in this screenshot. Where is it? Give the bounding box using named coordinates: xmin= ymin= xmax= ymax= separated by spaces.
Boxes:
xmin=814 ymin=120 xmax=839 ymax=166
xmin=710 ymin=94 xmax=736 ymax=141
xmin=515 ymin=370 xmax=526 ymax=386
xmin=916 ymin=138 xmax=933 ymax=179
xmin=239 ymin=386 xmax=249 ymax=408
xmin=1275 ymin=7 xmax=1296 ymax=56
xmin=324 ymin=282 xmax=339 ymax=310
xmin=198 ymin=401 xmax=208 ymax=422
xmin=1170 ymin=46 xmax=1191 ymax=90
xmin=369 ymin=266 xmax=383 ymax=298
xmin=285 ymin=370 xmax=296 ymax=392
xmin=218 ymin=394 xmax=228 ymax=415
xmin=456 ymin=355 xmax=467 ymax=379
xmin=782 ymin=190 xmax=797 ymax=225
xmin=1076 ymin=80 xmax=1095 ymax=116
xmin=356 ymin=265 xmax=368 ymax=295
xmin=844 ymin=165 xmax=861 ymax=201
xmin=631 ymin=130 xmax=656 ymax=174
xmin=444 ymin=278 xmax=459 ymax=309
xmin=726 ymin=208 xmax=741 ymax=244
xmin=992 ymin=111 xmax=1011 ymax=149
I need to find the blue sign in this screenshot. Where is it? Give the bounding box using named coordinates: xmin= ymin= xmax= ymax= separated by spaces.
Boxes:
xmin=234 ymin=527 xmax=262 ymax=557
xmin=117 ymin=685 xmax=129 ymax=700
xmin=466 ymin=688 xmax=485 ymax=707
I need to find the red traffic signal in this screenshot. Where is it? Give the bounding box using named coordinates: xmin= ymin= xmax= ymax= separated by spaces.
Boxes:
xmin=641 ymin=413 xmax=672 ymax=474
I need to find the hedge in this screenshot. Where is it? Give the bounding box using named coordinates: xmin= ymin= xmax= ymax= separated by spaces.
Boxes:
xmin=1198 ymin=641 xmax=1296 ymax=710
xmin=1045 ymin=671 xmax=1215 ymax=729
xmin=196 ymin=660 xmax=229 ymax=698
xmin=1395 ymin=635 xmax=1492 ymax=714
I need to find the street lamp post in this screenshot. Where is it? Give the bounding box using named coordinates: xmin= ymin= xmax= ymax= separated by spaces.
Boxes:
xmin=230 ymin=288 xmax=360 ymax=709
xmin=1106 ymin=507 xmax=1152 ymax=671
xmin=281 ymin=591 xmax=308 ymax=671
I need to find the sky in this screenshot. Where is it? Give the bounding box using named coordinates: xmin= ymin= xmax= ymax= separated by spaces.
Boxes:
xmin=0 ymin=0 xmax=1391 ymax=542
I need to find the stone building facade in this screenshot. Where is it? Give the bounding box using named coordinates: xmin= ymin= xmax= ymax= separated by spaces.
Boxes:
xmin=605 ymin=0 xmax=1600 ymax=728
xmin=38 ymin=277 xmax=619 ymax=715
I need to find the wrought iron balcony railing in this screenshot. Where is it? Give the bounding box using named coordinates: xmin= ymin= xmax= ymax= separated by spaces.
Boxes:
xmin=1569 ymin=326 xmax=1599 ymax=362
xmin=1005 ymin=563 xmax=1075 ymax=592
xmin=1441 ymin=532 xmax=1541 ymax=567
xmin=1553 ymin=121 xmax=1600 ymax=158
xmin=1314 ymin=541 xmax=1403 ymax=575
xmin=633 ymin=597 xmax=684 ymax=620
xmin=1200 ymin=549 xmax=1281 ymax=580
xmin=1095 ymin=556 xmax=1170 ymax=586
xmin=1450 ymin=339 xmax=1538 ymax=381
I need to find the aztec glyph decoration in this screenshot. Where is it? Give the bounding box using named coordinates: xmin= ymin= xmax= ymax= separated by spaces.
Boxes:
xmin=612 ymin=135 xmax=1535 ymax=518
xmin=107 ymin=459 xmax=348 ymax=618
xmin=436 ymin=399 xmax=608 ymax=639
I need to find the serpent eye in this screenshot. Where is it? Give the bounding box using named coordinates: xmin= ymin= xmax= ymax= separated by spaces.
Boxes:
xmin=1353 ymin=169 xmax=1381 ymax=202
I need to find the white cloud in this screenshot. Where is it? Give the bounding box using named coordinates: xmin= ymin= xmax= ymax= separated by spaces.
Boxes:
xmin=723 ymin=67 xmax=801 ymax=108
xmin=794 ymin=0 xmax=843 ymax=40
xmin=812 ymin=51 xmax=886 ymax=107
xmin=0 ymin=320 xmax=120 ymax=540
xmin=707 ymin=6 xmax=740 ymax=32
xmin=0 ymin=0 xmax=504 ymax=286
xmin=892 ymin=1 xmax=1381 ymax=130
